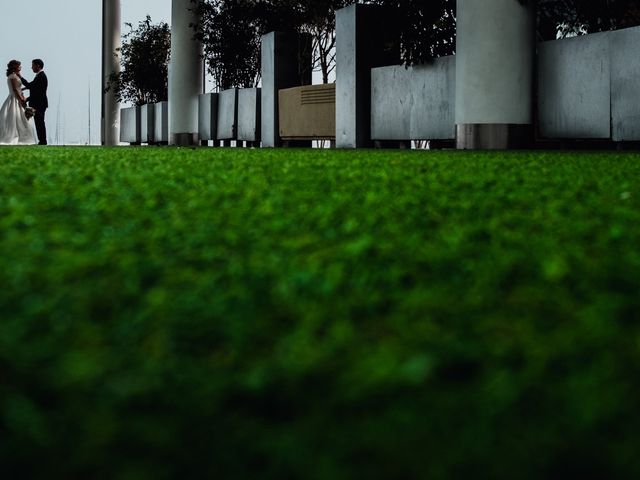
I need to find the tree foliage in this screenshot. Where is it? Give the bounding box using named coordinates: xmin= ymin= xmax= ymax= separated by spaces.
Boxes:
xmin=281 ymin=0 xmax=352 ymax=84
xmin=106 ymin=16 xmax=171 ymax=106
xmin=191 ymin=0 xmax=265 ymax=90
xmin=191 ymin=0 xmax=640 ymax=89
xmin=371 ymin=0 xmax=640 ymax=61
xmin=368 ymin=0 xmax=456 ymax=62
xmin=370 ymin=0 xmax=640 ymax=61
xmin=537 ymin=0 xmax=640 ymax=40
xmin=191 ymin=0 xmax=349 ymax=89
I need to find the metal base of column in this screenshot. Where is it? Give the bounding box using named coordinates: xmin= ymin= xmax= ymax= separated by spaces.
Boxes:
xmin=456 ymin=124 xmax=533 ymax=150
xmin=170 ymin=133 xmax=199 ymax=146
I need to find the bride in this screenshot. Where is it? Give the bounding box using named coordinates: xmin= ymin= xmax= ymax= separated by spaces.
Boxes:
xmin=0 ymin=60 xmax=36 ymax=145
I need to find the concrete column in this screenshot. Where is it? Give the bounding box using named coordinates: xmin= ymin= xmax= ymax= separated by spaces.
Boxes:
xmin=169 ymin=0 xmax=203 ymax=146
xmin=198 ymin=93 xmax=219 ymax=143
xmin=335 ymin=4 xmax=400 ymax=148
xmin=455 ymin=0 xmax=535 ymax=149
xmin=261 ymin=32 xmax=312 ymax=147
xmin=101 ymin=0 xmax=120 ymax=146
xmin=238 ymin=88 xmax=262 ymax=143
xmin=154 ymin=101 xmax=169 ymax=144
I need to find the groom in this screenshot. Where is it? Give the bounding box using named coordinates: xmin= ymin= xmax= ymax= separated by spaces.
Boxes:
xmin=20 ymin=59 xmax=48 ymax=145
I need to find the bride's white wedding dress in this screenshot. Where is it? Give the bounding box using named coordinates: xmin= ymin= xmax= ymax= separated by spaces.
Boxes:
xmin=0 ymin=73 xmax=36 ymax=145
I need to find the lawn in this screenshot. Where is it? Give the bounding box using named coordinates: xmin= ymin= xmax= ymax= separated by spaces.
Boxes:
xmin=1 ymin=146 xmax=640 ymax=479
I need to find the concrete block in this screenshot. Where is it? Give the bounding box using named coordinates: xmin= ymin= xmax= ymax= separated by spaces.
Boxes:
xmin=238 ymin=88 xmax=261 ymax=142
xmin=119 ymin=106 xmax=140 ymax=144
xmin=261 ymin=32 xmax=312 ymax=147
xmin=411 ymin=56 xmax=456 ymax=140
xmin=370 ymin=56 xmax=456 ymax=141
xmin=336 ymin=4 xmax=400 ymax=148
xmin=370 ymin=66 xmax=412 ymax=140
xmin=140 ymin=104 xmax=155 ymax=144
xmin=538 ymin=32 xmax=610 ymax=139
xmin=198 ymin=93 xmax=219 ymax=141
xmin=611 ymin=26 xmax=640 ymax=141
xmin=154 ymin=101 xmax=169 ymax=143
xmin=217 ymin=88 xmax=238 ymax=140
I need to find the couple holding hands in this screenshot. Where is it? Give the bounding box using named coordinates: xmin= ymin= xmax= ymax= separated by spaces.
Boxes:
xmin=0 ymin=58 xmax=48 ymax=145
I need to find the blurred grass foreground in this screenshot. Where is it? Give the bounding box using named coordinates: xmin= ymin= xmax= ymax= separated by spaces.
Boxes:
xmin=1 ymin=146 xmax=640 ymax=479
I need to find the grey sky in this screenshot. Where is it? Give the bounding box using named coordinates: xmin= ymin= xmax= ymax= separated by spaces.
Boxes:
xmin=1 ymin=1 xmax=170 ymax=145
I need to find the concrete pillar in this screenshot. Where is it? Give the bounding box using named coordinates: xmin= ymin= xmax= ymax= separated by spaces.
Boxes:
xmin=120 ymin=106 xmax=141 ymax=145
xmin=261 ymin=32 xmax=312 ymax=147
xmin=216 ymin=88 xmax=238 ymax=141
xmin=169 ymin=0 xmax=203 ymax=146
xmin=198 ymin=93 xmax=219 ymax=143
xmin=101 ymin=0 xmax=120 ymax=146
xmin=455 ymin=0 xmax=535 ymax=149
xmin=335 ymin=4 xmax=400 ymax=148
xmin=238 ymin=88 xmax=262 ymax=143
xmin=154 ymin=101 xmax=169 ymax=144
xmin=140 ymin=104 xmax=155 ymax=144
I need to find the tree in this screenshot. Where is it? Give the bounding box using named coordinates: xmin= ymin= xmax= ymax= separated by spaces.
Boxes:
xmin=369 ymin=0 xmax=640 ymax=62
xmin=105 ymin=16 xmax=171 ymax=106
xmin=191 ymin=0 xmax=268 ymax=90
xmin=191 ymin=0 xmax=345 ymax=88
xmin=283 ymin=0 xmax=351 ymax=84
xmin=192 ymin=0 xmax=453 ymax=88
xmin=368 ymin=0 xmax=456 ymax=63
xmin=192 ymin=0 xmax=640 ymax=90
xmin=537 ymin=0 xmax=640 ymax=40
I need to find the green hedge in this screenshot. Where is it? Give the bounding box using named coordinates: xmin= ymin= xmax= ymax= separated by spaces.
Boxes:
xmin=1 ymin=147 xmax=639 ymax=479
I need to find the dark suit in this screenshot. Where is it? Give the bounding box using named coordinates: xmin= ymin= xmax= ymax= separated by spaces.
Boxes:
xmin=21 ymin=71 xmax=48 ymax=145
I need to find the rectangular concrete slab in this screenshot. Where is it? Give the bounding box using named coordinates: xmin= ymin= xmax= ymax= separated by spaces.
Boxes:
xmin=335 ymin=5 xmax=358 ymax=147
xmin=140 ymin=104 xmax=155 ymax=144
xmin=261 ymin=32 xmax=312 ymax=147
xmin=154 ymin=102 xmax=168 ymax=143
xmin=370 ymin=65 xmax=412 ymax=140
xmin=411 ymin=56 xmax=456 ymax=140
xmin=336 ymin=4 xmax=400 ymax=148
xmin=237 ymin=88 xmax=261 ymax=142
xmin=538 ymin=32 xmax=610 ymax=139
xmin=261 ymin=32 xmax=278 ymax=147
xmin=217 ymin=89 xmax=238 ymax=140
xmin=610 ymin=26 xmax=640 ymax=141
xmin=198 ymin=93 xmax=219 ymax=141
xmin=370 ymin=56 xmax=455 ymax=141
xmin=120 ymin=106 xmax=140 ymax=144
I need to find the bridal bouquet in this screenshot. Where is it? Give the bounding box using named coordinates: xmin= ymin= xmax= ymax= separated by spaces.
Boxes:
xmin=25 ymin=106 xmax=36 ymax=120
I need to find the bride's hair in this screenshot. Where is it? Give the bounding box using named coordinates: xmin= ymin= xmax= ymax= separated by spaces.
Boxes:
xmin=6 ymin=60 xmax=20 ymax=77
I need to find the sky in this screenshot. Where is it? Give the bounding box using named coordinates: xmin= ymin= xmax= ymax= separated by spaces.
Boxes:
xmin=1 ymin=1 xmax=171 ymax=145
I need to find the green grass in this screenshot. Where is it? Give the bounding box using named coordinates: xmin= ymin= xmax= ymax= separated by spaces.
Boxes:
xmin=1 ymin=146 xmax=640 ymax=479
